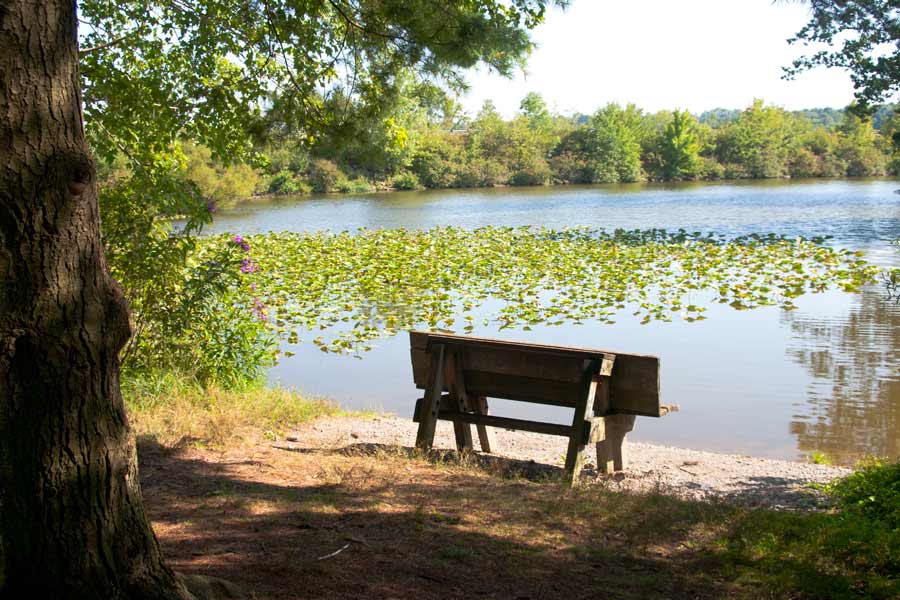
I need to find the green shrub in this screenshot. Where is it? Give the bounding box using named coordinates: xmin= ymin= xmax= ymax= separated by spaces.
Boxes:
xmin=827 ymin=458 xmax=900 ymax=529
xmin=118 ymin=232 xmax=276 ymax=388
xmin=698 ymin=157 xmax=725 ymax=180
xmin=267 ymin=170 xmax=308 ymax=195
xmin=549 ymin=151 xmax=593 ymax=184
xmin=411 ymin=152 xmax=458 ymax=188
xmin=335 ymin=178 xmax=354 ymax=193
xmin=454 ymin=157 xmax=509 ymax=187
xmin=390 ymin=171 xmax=422 ymax=190
xmin=180 ymin=141 xmax=259 ymax=208
xmin=722 ymin=162 xmax=751 ymax=179
xmin=309 ymin=159 xmax=345 ymax=193
xmin=510 ymin=157 xmax=551 ymax=186
xmin=788 ymin=148 xmax=823 ymax=178
xmin=348 ymin=177 xmax=375 ymax=193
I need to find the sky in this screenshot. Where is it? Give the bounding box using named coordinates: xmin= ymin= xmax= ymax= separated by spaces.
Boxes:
xmin=461 ymin=0 xmax=857 ymax=118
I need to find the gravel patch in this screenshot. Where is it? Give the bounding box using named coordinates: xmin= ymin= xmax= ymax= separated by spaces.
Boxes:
xmin=286 ymin=414 xmax=849 ymax=511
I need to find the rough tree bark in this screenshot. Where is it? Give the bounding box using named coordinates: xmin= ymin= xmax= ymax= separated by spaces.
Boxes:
xmin=0 ymin=1 xmax=191 ymax=598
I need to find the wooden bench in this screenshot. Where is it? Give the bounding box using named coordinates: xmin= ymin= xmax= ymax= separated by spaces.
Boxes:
xmin=409 ymin=331 xmax=678 ymax=483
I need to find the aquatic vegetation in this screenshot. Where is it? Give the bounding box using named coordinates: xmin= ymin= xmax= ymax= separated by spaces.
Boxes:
xmin=215 ymin=226 xmax=879 ymax=353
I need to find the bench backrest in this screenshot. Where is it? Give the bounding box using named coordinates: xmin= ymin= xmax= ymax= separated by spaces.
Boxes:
xmin=409 ymin=331 xmax=661 ymax=417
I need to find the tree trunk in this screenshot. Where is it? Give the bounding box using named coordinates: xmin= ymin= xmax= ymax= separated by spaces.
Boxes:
xmin=0 ymin=2 xmax=189 ymax=598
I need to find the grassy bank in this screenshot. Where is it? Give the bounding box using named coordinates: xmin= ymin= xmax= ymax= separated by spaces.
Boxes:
xmin=127 ymin=379 xmax=900 ymax=598
xmin=123 ymin=374 xmax=340 ymax=447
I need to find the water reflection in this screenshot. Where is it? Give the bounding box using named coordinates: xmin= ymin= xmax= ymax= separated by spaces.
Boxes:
xmin=785 ymin=286 xmax=900 ymax=463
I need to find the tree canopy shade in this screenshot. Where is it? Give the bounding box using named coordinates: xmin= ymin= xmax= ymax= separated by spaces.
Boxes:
xmin=0 ymin=0 xmax=559 ymax=597
xmin=787 ymin=0 xmax=900 ymax=112
xmin=80 ymin=0 xmax=566 ymax=167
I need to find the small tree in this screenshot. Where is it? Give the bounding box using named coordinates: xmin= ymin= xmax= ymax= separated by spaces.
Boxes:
xmin=661 ymin=110 xmax=702 ymax=180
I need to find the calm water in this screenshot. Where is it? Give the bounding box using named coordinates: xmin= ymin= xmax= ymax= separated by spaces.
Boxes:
xmin=210 ymin=179 xmax=900 ymax=463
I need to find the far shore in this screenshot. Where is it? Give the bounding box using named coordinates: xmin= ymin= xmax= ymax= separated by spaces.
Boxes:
xmin=233 ymin=175 xmax=900 ymax=207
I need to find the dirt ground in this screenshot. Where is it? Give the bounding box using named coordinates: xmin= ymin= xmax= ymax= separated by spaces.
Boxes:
xmin=139 ymin=430 xmax=753 ymax=600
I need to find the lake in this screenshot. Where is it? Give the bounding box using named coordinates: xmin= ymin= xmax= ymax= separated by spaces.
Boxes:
xmin=208 ymin=179 xmax=900 ymax=464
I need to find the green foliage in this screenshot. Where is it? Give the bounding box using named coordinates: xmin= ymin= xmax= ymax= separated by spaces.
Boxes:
xmin=809 ymin=451 xmax=833 ymax=465
xmin=180 ymin=142 xmax=260 ymax=209
xmin=787 ymin=1 xmax=900 ymax=112
xmin=216 ymin=227 xmax=879 ymax=354
xmin=410 ymin=130 xmax=466 ymax=188
xmin=348 ymin=178 xmax=376 ymax=193
xmin=117 ymin=234 xmax=276 ymax=388
xmin=308 ymin=159 xmax=347 ymax=193
xmin=836 ymin=112 xmax=888 ymax=176
xmin=575 ymin=103 xmax=646 ymax=183
xmin=245 ymin=97 xmax=897 ymax=197
xmin=716 ymin=100 xmax=796 ymax=178
xmin=390 ymin=172 xmax=423 ymax=190
xmin=80 ymin=0 xmax=560 ymax=386
xmin=454 ymin=156 xmax=510 ymax=187
xmin=519 ymin=92 xmax=553 ymax=133
xmin=720 ymin=507 xmax=900 ymax=598
xmin=722 ymin=458 xmax=900 ymax=596
xmin=827 ymin=458 xmax=900 ymax=530
xmin=268 ymin=170 xmax=309 ymax=195
xmin=661 ymin=110 xmax=702 ymax=180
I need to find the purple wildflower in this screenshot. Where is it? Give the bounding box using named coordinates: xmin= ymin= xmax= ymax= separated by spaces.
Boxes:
xmin=240 ymin=258 xmax=257 ymax=274
xmin=206 ymin=198 xmax=218 ymax=213
xmin=233 ymin=235 xmax=244 ymax=244
xmin=251 ymin=297 xmax=268 ymax=322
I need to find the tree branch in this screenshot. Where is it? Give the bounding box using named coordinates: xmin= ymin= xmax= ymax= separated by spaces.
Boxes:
xmin=79 ymin=33 xmax=132 ymax=55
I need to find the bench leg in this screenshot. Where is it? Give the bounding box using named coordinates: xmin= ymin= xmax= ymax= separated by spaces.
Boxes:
xmin=415 ymin=344 xmax=446 ymax=451
xmin=596 ymin=414 xmax=636 ymax=473
xmin=474 ymin=396 xmax=493 ymax=453
xmin=450 ymin=401 xmax=474 ymax=453
xmin=564 ymin=363 xmax=600 ymax=486
xmin=446 ymin=351 xmax=474 ymax=453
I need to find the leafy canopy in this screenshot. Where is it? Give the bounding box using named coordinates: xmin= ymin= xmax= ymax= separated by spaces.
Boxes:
xmin=787 ymin=0 xmax=900 ymax=112
xmin=78 ymin=0 xmax=566 ymax=383
xmin=79 ymin=0 xmax=566 ymax=168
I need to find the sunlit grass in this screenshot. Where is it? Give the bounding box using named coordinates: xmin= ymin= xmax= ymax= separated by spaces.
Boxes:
xmin=123 ymin=373 xmax=339 ymax=446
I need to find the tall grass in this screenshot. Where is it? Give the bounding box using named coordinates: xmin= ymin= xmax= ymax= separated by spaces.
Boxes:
xmin=123 ymin=373 xmax=338 ymax=447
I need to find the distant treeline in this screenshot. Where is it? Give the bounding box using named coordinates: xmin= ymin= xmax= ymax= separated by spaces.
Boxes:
xmin=159 ymin=95 xmax=900 ymax=207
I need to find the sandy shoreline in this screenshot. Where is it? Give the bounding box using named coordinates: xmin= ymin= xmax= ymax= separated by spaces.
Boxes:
xmin=285 ymin=414 xmax=849 ymax=511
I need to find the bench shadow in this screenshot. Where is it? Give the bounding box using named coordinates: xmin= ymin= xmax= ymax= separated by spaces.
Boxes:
xmin=137 ymin=437 xmax=742 ymax=600
xmin=274 ymin=441 xmax=569 ymax=481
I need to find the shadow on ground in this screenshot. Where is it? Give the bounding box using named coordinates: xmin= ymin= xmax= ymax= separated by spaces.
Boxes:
xmin=138 ymin=438 xmax=740 ymax=600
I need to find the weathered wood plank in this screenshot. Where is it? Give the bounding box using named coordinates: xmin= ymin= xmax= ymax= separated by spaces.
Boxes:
xmin=411 ymin=347 xmax=587 ymax=386
xmin=474 ymin=395 xmax=494 ymax=453
xmin=410 ymin=331 xmax=660 ymax=417
xmin=564 ymin=359 xmax=600 ymax=485
xmin=415 ymin=344 xmax=445 ymax=450
xmin=462 ymin=371 xmax=585 ymax=407
xmin=412 ymin=360 xmax=585 ymax=407
xmin=446 ymin=351 xmax=474 ymax=452
xmin=608 ymin=353 xmax=660 ymax=417
xmin=411 ymin=330 xmax=623 ymax=361
xmin=414 ymin=408 xmax=573 ymax=438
